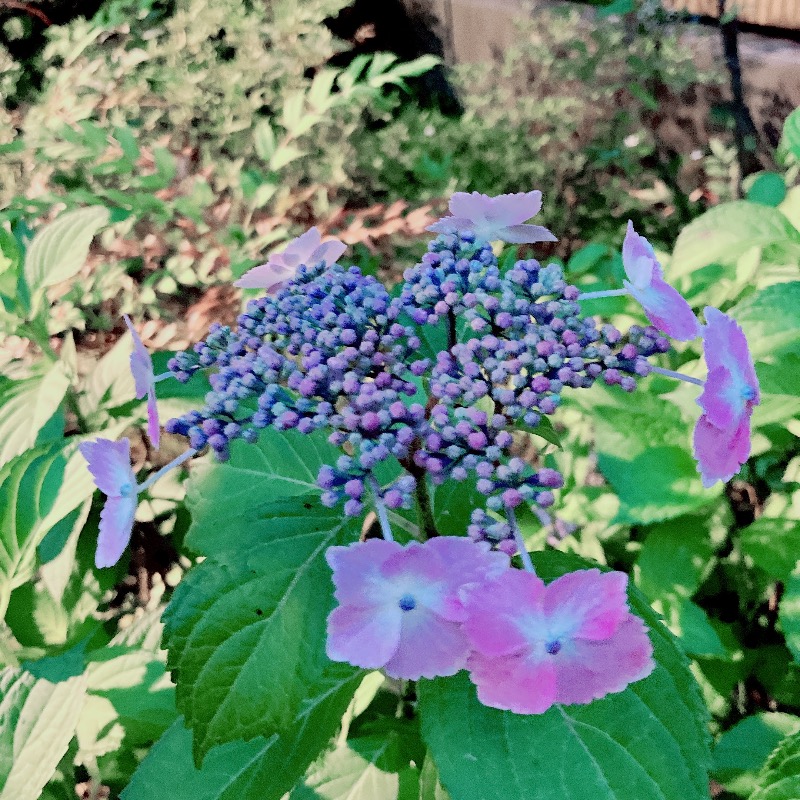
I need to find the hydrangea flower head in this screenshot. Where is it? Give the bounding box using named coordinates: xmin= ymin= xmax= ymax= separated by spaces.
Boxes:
xmin=693 ymin=306 xmax=760 ymax=487
xmin=235 ymin=227 xmax=347 ymax=292
xmin=124 ymin=315 xmax=160 ymax=449
xmin=427 ymin=191 xmax=557 ymax=244
xmin=462 ymin=568 xmax=654 ymax=714
xmin=79 ymin=437 xmax=138 ymax=569
xmin=326 ymin=537 xmax=508 ymax=680
xmin=622 ymin=222 xmax=700 ymax=342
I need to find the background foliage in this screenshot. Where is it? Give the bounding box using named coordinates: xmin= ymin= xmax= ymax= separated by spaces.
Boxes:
xmin=1 ymin=0 xmax=800 ymax=797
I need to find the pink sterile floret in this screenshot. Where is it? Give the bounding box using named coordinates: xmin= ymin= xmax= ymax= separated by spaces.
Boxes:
xmin=325 ymin=537 xmax=509 ymax=680
xmin=462 ymin=568 xmax=654 ymax=714
xmin=693 ymin=306 xmax=760 ymax=488
xmin=426 ymin=191 xmax=557 ymax=244
xmin=79 ymin=438 xmax=138 ymax=569
xmin=621 ymin=221 xmax=700 ymax=342
xmin=124 ymin=315 xmax=160 ymax=449
xmin=235 ymin=227 xmax=347 ymax=292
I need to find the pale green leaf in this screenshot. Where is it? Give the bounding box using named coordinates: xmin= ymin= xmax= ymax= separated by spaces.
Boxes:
xmin=671 ymin=203 xmax=800 ymax=278
xmin=0 ymin=668 xmax=87 ymax=800
xmin=0 ymin=364 xmax=69 ymax=468
xmin=751 ymin=729 xmax=800 ymax=800
xmin=779 ymin=567 xmax=800 ymax=664
xmin=780 ymin=108 xmax=800 ymax=160
xmin=739 ymin=518 xmax=800 ymax=580
xmin=24 ymin=206 xmax=109 ymax=295
xmin=730 ymin=282 xmax=800 ymax=359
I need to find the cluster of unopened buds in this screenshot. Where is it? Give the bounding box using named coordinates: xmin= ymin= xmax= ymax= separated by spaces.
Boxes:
xmin=81 ymin=191 xmax=760 ymax=714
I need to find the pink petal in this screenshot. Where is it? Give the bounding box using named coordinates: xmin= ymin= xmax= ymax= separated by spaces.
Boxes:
xmin=96 ymin=495 xmax=137 ymax=568
xmin=553 ymin=615 xmax=655 ymax=706
xmin=621 ymin=222 xmax=658 ymax=289
xmin=79 ymin=438 xmax=135 ymax=497
xmin=489 ymin=191 xmax=543 ymax=226
xmin=426 ymin=216 xmax=474 ymax=234
xmin=467 ymin=649 xmax=558 ymax=714
xmin=326 ymin=604 xmax=402 ymax=669
xmin=499 ymin=224 xmax=558 ymax=244
xmin=146 ymin=387 xmax=161 ymax=450
xmin=448 ymin=192 xmax=497 ymax=223
xmin=311 ymin=239 xmax=347 ymax=267
xmin=702 ymin=307 xmax=760 ymax=404
xmin=462 ymin=570 xmax=545 ymax=656
xmin=325 ymin=539 xmax=403 ymax=605
xmin=697 ymin=366 xmax=738 ymax=429
xmin=234 ymin=261 xmax=295 ymax=291
xmin=383 ymin=608 xmax=469 ymax=679
xmin=124 ymin=315 xmax=154 ymax=399
xmin=693 ymin=414 xmax=752 ymax=488
xmin=626 ymin=277 xmax=701 ymax=341
xmin=543 ymin=569 xmax=629 ymax=641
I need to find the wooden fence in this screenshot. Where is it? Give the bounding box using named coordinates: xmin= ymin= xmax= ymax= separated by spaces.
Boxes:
xmin=663 ymin=0 xmax=800 ymax=29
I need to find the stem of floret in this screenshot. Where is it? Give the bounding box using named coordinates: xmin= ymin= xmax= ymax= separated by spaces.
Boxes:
xmin=368 ymin=475 xmax=394 ymax=542
xmin=413 ymin=471 xmax=438 ymax=539
xmin=506 ymin=504 xmax=535 ymax=574
xmin=577 ymin=288 xmax=629 ymax=301
xmin=649 ymin=365 xmax=705 ymax=387
xmin=152 ymin=372 xmax=174 ymax=383
xmin=447 ymin=310 xmax=457 ymax=350
xmin=136 ymin=448 xmax=198 ymax=493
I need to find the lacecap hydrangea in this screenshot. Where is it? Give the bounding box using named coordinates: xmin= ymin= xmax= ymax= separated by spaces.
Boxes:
xmin=80 ymin=190 xmax=759 ymax=715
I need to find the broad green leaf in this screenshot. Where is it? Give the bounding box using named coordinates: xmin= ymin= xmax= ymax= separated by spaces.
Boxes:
xmin=713 ymin=713 xmax=800 ymax=795
xmin=779 ymin=567 xmax=800 ymax=664
xmin=184 ymin=428 xmax=340 ymax=544
xmin=636 ymin=517 xmax=715 ymax=600
xmin=751 ymin=729 xmax=800 ymax=800
xmin=655 ymin=596 xmax=727 ymax=658
xmin=291 ymin=740 xmax=400 ymax=800
xmin=418 ymin=550 xmax=711 ymax=800
xmin=598 ymin=446 xmax=712 ymax=525
xmin=24 ymin=206 xmax=109 ymax=296
xmin=730 ymin=282 xmax=800 ymax=359
xmin=739 ymin=519 xmax=800 ymax=580
xmin=164 ymin=502 xmax=362 ymax=759
xmin=124 ymin=685 xmax=361 ymax=800
xmin=419 ymin=752 xmax=452 ymax=800
xmin=780 ymin=108 xmax=800 ymax=160
xmin=0 ymin=364 xmax=69 ymax=467
xmin=0 ymin=668 xmax=87 ymax=800
xmin=81 ymin=331 xmax=136 ymax=413
xmin=671 ymin=203 xmax=800 ymax=278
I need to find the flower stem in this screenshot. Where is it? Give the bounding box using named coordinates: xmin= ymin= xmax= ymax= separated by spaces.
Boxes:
xmin=136 ymin=448 xmax=197 ymax=493
xmin=506 ymin=505 xmax=535 ymax=574
xmin=447 ymin=310 xmax=457 ymax=350
xmin=368 ymin=476 xmax=394 ymax=542
xmin=413 ymin=472 xmax=439 ymax=539
xmin=649 ymin=365 xmax=705 ymax=387
xmin=577 ymin=288 xmax=629 ymax=301
xmin=152 ymin=372 xmax=173 ymax=383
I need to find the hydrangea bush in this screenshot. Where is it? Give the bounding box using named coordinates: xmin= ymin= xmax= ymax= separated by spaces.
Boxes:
xmin=75 ymin=189 xmax=766 ymax=797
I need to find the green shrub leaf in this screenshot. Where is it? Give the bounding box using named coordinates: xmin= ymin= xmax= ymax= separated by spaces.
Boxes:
xmin=751 ymin=729 xmax=800 ymax=800
xmin=730 ymin=282 xmax=800 ymax=359
xmin=779 ymin=567 xmax=800 ymax=665
xmin=163 ymin=500 xmax=363 ymax=760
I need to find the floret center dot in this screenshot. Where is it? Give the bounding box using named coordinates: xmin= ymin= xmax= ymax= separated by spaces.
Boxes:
xmin=398 ymin=594 xmax=416 ymax=611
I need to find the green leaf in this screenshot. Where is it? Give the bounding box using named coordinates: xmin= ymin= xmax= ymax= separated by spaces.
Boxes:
xmin=23 ymin=206 xmax=109 ymax=297
xmin=124 ymin=690 xmax=360 ymax=800
xmin=671 ymin=203 xmax=800 ymax=278
xmin=598 ymin=446 xmax=711 ymax=525
xmin=0 ymin=364 xmax=69 ymax=467
xmin=418 ymin=550 xmax=710 ymax=800
xmin=163 ymin=501 xmax=363 ymax=759
xmin=656 ymin=596 xmax=727 ymax=658
xmin=730 ymin=282 xmax=800 ymax=359
xmin=184 ymin=428 xmax=340 ymax=550
xmin=0 ymin=668 xmax=87 ymax=800
xmin=780 ymin=108 xmax=800 ymax=160
xmin=751 ymin=729 xmax=800 ymax=800
xmin=739 ymin=519 xmax=800 ymax=580
xmin=713 ymin=713 xmax=800 ymax=795
xmin=779 ymin=567 xmax=800 ymax=664
xmin=747 ymin=173 xmax=788 ymax=207
xmin=291 ymin=740 xmax=402 ymax=800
